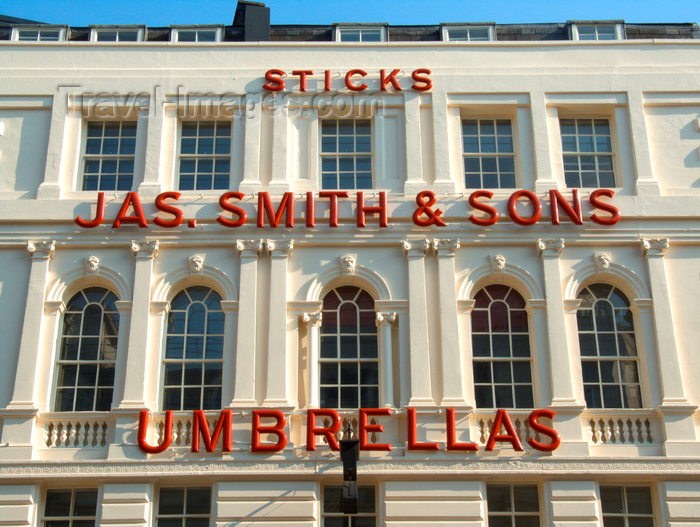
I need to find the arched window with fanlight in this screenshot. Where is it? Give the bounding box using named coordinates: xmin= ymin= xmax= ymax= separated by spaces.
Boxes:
xmin=577 ymin=284 xmax=642 ymax=409
xmin=163 ymin=286 xmax=224 ymax=410
xmin=471 ymin=284 xmax=534 ymax=409
xmin=320 ymin=286 xmax=379 ymax=409
xmin=56 ymin=287 xmax=119 ymax=412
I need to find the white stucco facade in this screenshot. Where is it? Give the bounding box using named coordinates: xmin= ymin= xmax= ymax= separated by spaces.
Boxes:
xmin=1 ymin=16 xmax=700 ymax=526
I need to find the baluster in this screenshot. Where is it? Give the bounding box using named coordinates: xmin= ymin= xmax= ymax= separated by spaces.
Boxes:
xmin=644 ymin=419 xmax=653 ymax=444
xmin=186 ymin=418 xmax=193 ymax=446
xmin=157 ymin=421 xmax=164 ymax=443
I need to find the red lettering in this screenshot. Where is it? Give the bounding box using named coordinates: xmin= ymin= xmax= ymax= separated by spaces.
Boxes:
xmin=263 ymin=69 xmax=286 ymax=92
xmin=345 ymin=69 xmax=368 ymax=92
xmin=292 ymin=70 xmax=314 ymax=92
xmin=550 ymin=189 xmax=583 ymax=225
xmin=191 ymin=410 xmax=232 ymax=453
xmin=357 ymin=191 xmax=388 ymax=228
xmin=75 ymin=191 xmax=106 ymax=228
xmin=407 ymin=408 xmax=440 ymax=451
xmin=527 ymin=409 xmax=561 ymax=452
xmin=306 ymin=191 xmax=316 ymax=228
xmin=411 ymin=68 xmax=433 ymax=92
xmin=257 ymin=192 xmax=295 ymax=228
xmin=324 ymin=70 xmax=332 ymax=91
xmin=359 ymin=408 xmax=392 ymax=451
xmin=445 ymin=408 xmax=479 ymax=451
xmin=380 ymin=68 xmax=402 ymax=91
xmin=485 ymin=409 xmax=524 ymax=451
xmin=112 ymin=192 xmax=148 ymax=229
xmin=507 ymin=190 xmax=542 ymax=226
xmin=153 ymin=191 xmax=184 ymax=228
xmin=306 ymin=409 xmax=341 ymax=451
xmin=319 ymin=191 xmax=349 ymax=228
xmin=251 ymin=410 xmax=288 ymax=453
xmin=468 ymin=190 xmax=499 ymax=226
xmin=217 ymin=191 xmax=248 ymax=228
xmin=589 ymin=188 xmax=620 ymax=225
xmin=138 ymin=410 xmax=172 ymax=454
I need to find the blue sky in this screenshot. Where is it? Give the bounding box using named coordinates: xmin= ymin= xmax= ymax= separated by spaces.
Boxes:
xmin=3 ymin=0 xmax=699 ymax=26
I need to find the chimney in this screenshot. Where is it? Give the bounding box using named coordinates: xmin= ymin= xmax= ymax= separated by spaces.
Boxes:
xmin=233 ymin=1 xmax=270 ymax=41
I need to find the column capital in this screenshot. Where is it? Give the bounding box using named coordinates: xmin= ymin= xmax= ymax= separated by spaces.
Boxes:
xmin=150 ymin=300 xmax=170 ymax=315
xmin=115 ymin=300 xmax=133 ymax=313
xmin=402 ymin=239 xmax=430 ymax=257
xmin=266 ymin=239 xmax=294 ymax=257
xmin=562 ymin=298 xmax=581 ymax=314
xmin=641 ymin=237 xmax=669 ymax=257
xmin=376 ymin=312 xmax=397 ymax=327
xmin=44 ymin=300 xmax=65 ymax=315
xmin=236 ymin=239 xmax=264 ymax=257
xmin=432 ymin=238 xmax=460 ymax=256
xmin=131 ymin=240 xmax=159 ymax=260
xmin=536 ymin=238 xmax=565 ymax=258
xmin=27 ymin=240 xmax=55 ymax=260
xmin=527 ymin=298 xmax=548 ymax=313
xmin=302 ymin=312 xmax=323 ymax=327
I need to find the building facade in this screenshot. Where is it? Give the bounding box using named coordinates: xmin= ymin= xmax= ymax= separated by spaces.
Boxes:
xmin=1 ymin=4 xmax=700 ymax=525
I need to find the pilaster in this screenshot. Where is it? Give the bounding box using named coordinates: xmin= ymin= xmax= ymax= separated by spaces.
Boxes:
xmin=118 ymin=240 xmax=158 ymax=409
xmin=402 ymin=239 xmax=435 ymax=406
xmin=232 ymin=239 xmax=263 ymax=406
xmin=263 ymin=240 xmax=294 ymax=407
xmin=376 ymin=311 xmax=397 ymax=408
xmin=303 ymin=311 xmax=323 ymax=409
xmin=433 ymin=239 xmax=467 ymax=406
xmin=537 ymin=238 xmax=588 ymax=455
xmin=640 ymin=238 xmax=699 ymax=455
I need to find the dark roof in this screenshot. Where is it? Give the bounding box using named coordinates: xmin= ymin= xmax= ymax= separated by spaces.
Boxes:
xmin=0 ymin=14 xmax=45 ymax=26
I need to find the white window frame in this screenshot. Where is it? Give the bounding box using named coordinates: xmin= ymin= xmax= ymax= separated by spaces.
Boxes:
xmin=171 ymin=26 xmax=224 ymax=43
xmin=89 ymin=26 xmax=145 ymax=42
xmin=559 ymin=116 xmax=616 ymax=188
xmin=81 ymin=120 xmax=138 ymax=192
xmin=461 ymin=117 xmax=517 ymax=189
xmin=177 ymin=120 xmax=233 ymax=191
xmin=156 ymin=486 xmax=212 ymax=526
xmin=322 ymin=484 xmax=378 ymax=526
xmin=441 ymin=24 xmax=495 ymax=42
xmin=486 ymin=484 xmax=542 ymax=526
xmin=600 ymin=485 xmax=656 ymax=526
xmin=334 ymin=25 xmax=387 ymax=42
xmin=319 ymin=118 xmax=374 ymax=190
xmin=570 ymin=23 xmax=624 ymax=41
xmin=42 ymin=488 xmax=99 ymax=526
xmin=11 ymin=26 xmax=67 ymax=42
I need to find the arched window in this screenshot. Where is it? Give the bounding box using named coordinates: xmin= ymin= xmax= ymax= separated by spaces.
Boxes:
xmin=471 ymin=285 xmax=534 ymax=409
xmin=163 ymin=286 xmax=224 ymax=410
xmin=577 ymin=284 xmax=641 ymax=409
xmin=56 ymin=287 xmax=119 ymax=412
xmin=320 ymin=286 xmax=378 ymax=409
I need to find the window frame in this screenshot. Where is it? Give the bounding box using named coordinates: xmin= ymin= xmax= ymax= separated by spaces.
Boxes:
xmin=319 ymin=118 xmax=374 ymax=190
xmin=80 ymin=120 xmax=138 ymax=192
xmin=322 ymin=484 xmax=378 ymax=527
xmin=42 ymin=488 xmax=99 ymax=526
xmin=171 ymin=26 xmax=224 ymax=43
xmin=11 ymin=26 xmax=67 ymax=42
xmin=486 ymin=483 xmax=542 ymax=527
xmin=441 ymin=24 xmax=495 ymax=42
xmin=319 ymin=286 xmax=380 ymax=410
xmin=559 ymin=116 xmax=617 ymax=188
xmin=161 ymin=286 xmax=225 ymax=411
xmin=576 ymin=283 xmax=644 ymax=410
xmin=89 ymin=26 xmax=145 ymax=42
xmin=177 ymin=120 xmax=233 ymax=191
xmin=471 ymin=284 xmax=536 ymax=409
xmin=334 ymin=25 xmax=387 ymax=42
xmin=156 ymin=486 xmax=212 ymax=526
xmin=461 ymin=117 xmax=518 ymax=189
xmin=600 ymin=484 xmax=656 ymax=526
xmin=54 ymin=287 xmax=120 ymax=413
xmin=570 ymin=23 xmax=625 ymax=41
